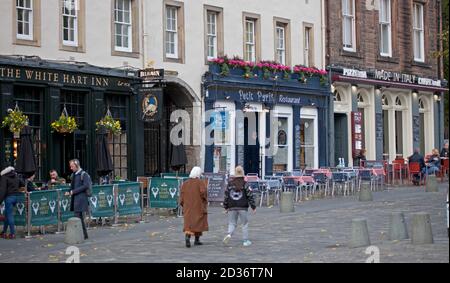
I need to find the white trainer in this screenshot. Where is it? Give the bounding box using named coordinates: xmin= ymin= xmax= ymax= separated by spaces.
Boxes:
xmin=223 ymin=234 xmax=231 ymax=245
xmin=243 ymin=240 xmax=252 ymax=247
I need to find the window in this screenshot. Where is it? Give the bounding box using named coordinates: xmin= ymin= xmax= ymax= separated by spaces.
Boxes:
xmin=16 ymin=0 xmax=33 ymax=40
xmin=357 ymin=93 xmax=364 ymax=103
xmin=304 ymin=25 xmax=314 ymax=67
xmin=114 ymin=0 xmax=132 ymax=52
xmin=379 ymin=0 xmax=392 ymax=56
xmin=204 ymin=6 xmax=223 ymax=63
xmin=274 ymin=117 xmax=289 ymax=172
xmin=166 ymin=6 xmax=178 ymax=58
xmin=413 ymin=3 xmax=425 ymax=62
xmin=300 ymin=119 xmax=315 ymax=169
xmin=62 ymin=0 xmax=78 ymax=46
xmin=342 ymin=0 xmax=356 ymax=51
xmin=164 ymin=1 xmax=184 ymax=62
xmin=206 ymin=11 xmax=217 ymax=59
xmin=213 ymin=111 xmax=232 ymax=174
xmin=60 ymin=91 xmax=85 ymax=130
xmin=395 ymin=96 xmax=402 ymax=106
xmin=245 ymin=19 xmax=256 ymax=62
xmin=418 ymin=98 xmax=425 ymax=111
xmin=382 ymin=94 xmax=389 ymax=106
xmin=276 ymin=25 xmax=286 ymax=64
xmin=14 ymin=86 xmax=42 ymax=180
xmin=105 ymin=95 xmax=129 ymax=180
xmin=334 ymin=90 xmax=343 ymax=102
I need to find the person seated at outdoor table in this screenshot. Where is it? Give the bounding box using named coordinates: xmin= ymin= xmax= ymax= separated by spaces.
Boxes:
xmin=354 ymin=149 xmax=367 ymax=167
xmin=423 ymin=149 xmax=441 ymax=176
xmin=46 ymin=169 xmax=66 ymax=189
xmin=408 ymin=148 xmax=426 ymax=186
xmin=441 ymin=142 xmax=449 ymax=158
xmin=25 ymin=174 xmax=41 ymax=192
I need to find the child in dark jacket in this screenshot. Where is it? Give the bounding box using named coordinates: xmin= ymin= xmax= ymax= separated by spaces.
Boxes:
xmin=223 ymin=166 xmax=256 ymax=247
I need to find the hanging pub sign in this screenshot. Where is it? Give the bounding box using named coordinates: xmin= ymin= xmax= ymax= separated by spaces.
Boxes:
xmin=351 ymin=111 xmax=364 ymax=158
xmin=139 ymin=87 xmax=163 ymax=123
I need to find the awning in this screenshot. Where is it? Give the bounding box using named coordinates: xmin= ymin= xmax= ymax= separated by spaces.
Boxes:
xmin=333 ymin=75 xmax=449 ymax=93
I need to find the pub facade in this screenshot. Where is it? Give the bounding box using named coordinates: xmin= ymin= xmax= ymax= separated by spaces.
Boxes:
xmin=326 ymin=0 xmax=447 ymax=165
xmin=0 ymin=55 xmax=142 ymax=181
xmin=203 ymin=64 xmax=333 ymax=177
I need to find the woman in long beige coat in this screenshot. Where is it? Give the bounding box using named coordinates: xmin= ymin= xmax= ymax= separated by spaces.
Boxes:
xmin=180 ymin=167 xmax=209 ymax=248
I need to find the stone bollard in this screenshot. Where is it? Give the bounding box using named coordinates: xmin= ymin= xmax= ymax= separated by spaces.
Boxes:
xmin=389 ymin=212 xmax=409 ymax=241
xmin=65 ymin=217 xmax=84 ymax=245
xmin=359 ymin=183 xmax=373 ymax=202
xmin=280 ymin=192 xmax=295 ymax=213
xmin=425 ymin=175 xmax=439 ymax=193
xmin=411 ymin=212 xmax=434 ymax=245
xmin=350 ymin=218 xmax=371 ymax=248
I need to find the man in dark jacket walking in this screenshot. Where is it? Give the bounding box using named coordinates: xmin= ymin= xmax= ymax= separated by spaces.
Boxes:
xmin=223 ymin=166 xmax=256 ymax=247
xmin=409 ymin=148 xmax=426 ymax=185
xmin=0 ymin=166 xmax=25 ymax=239
xmin=65 ymin=159 xmax=91 ymax=240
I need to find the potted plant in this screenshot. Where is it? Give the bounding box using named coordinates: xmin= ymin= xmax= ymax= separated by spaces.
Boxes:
xmin=51 ymin=108 xmax=78 ymax=134
xmin=96 ymin=112 xmax=122 ymax=136
xmin=1 ymin=106 xmax=29 ymax=138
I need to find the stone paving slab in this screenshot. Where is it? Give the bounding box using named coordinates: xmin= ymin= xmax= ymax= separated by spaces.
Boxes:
xmin=0 ymin=184 xmax=448 ymax=263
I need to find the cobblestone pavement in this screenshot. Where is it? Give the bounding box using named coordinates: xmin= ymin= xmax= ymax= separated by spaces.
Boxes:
xmin=0 ymin=184 xmax=448 ymax=263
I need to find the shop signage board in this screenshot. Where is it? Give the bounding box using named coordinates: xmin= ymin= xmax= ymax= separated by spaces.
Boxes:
xmin=351 ymin=112 xmax=364 ymax=158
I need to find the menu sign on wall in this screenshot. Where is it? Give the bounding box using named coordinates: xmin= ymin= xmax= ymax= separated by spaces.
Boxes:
xmin=351 ymin=112 xmax=364 ymax=158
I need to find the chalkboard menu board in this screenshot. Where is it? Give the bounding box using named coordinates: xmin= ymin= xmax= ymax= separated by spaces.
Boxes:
xmin=376 ymin=113 xmax=383 ymax=141
xmin=205 ymin=173 xmax=227 ymax=202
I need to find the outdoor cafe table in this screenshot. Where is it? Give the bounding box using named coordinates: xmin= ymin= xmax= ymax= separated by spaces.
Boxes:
xmin=312 ymin=169 xmax=332 ymax=178
xmin=282 ymin=176 xmax=315 ymax=186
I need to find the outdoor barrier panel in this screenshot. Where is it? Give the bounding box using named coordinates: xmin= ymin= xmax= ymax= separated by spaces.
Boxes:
xmin=89 ymin=185 xmax=115 ymax=218
xmin=149 ymin=178 xmax=180 ymax=209
xmin=0 ymin=193 xmax=27 ymax=226
xmin=58 ymin=188 xmax=73 ymax=223
xmin=29 ymin=190 xmax=59 ymax=226
xmin=161 ymin=173 xmax=189 ymax=179
xmin=116 ymin=182 xmax=142 ymax=216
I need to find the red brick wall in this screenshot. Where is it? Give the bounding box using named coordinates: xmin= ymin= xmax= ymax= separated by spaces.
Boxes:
xmin=326 ymin=0 xmax=441 ymax=79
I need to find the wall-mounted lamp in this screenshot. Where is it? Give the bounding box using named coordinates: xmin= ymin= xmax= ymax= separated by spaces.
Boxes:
xmin=13 ymin=140 xmax=18 ymax=159
xmin=434 ymin=94 xmax=441 ymax=102
xmin=330 ymin=84 xmax=336 ymax=93
xmin=412 ymin=90 xmax=418 ymax=98
xmin=375 ymin=86 xmax=382 ymax=96
xmin=351 ymin=84 xmax=358 ymax=93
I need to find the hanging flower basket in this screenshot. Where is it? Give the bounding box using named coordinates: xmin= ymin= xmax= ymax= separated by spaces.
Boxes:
xmin=1 ymin=104 xmax=29 ymax=136
xmin=96 ymin=109 xmax=122 ymax=135
xmin=51 ymin=106 xmax=78 ymax=134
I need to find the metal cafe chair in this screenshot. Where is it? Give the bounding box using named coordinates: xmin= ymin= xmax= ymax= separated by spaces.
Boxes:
xmin=342 ymin=169 xmax=358 ymax=195
xmin=331 ymin=172 xmax=352 ymax=197
xmin=247 ymin=181 xmax=264 ymax=207
xmin=282 ymin=177 xmax=301 ymax=202
xmin=264 ymin=179 xmax=282 ymax=206
xmin=312 ymin=172 xmax=328 ymax=197
xmin=358 ymin=169 xmax=375 ymax=192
